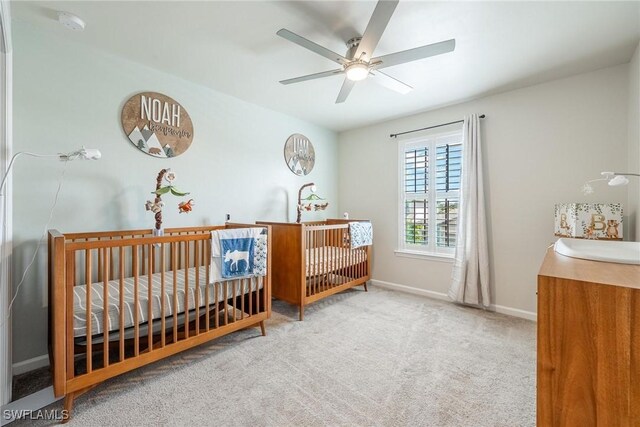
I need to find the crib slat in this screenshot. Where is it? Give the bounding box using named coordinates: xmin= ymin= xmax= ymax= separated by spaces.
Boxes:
xmin=327 ymin=229 xmax=331 ymax=290
xmin=195 ymin=241 xmax=200 ymax=334
xmin=330 ymin=229 xmax=336 ymax=288
xmin=308 ymin=229 xmax=313 ymax=297
xmin=201 ymin=238 xmax=205 ymax=266
xmin=97 ymin=243 xmax=102 ymax=284
xmin=328 ymin=229 xmax=334 ymax=290
xmin=331 ymin=229 xmax=336 ymax=287
xmin=256 ymin=276 xmax=260 ymax=315
xmin=338 ymin=229 xmax=344 ymax=286
xmin=205 ymin=242 xmax=210 ymax=332
xmin=314 ymin=229 xmax=318 ymax=297
xmin=148 ymin=244 xmax=153 ymax=352
xmin=224 ymin=280 xmax=228 ymax=326
xmin=316 ymin=229 xmax=321 ymax=295
xmin=350 ymin=232 xmax=355 ymax=283
xmin=102 ymin=248 xmax=110 ymax=368
xmin=161 ymin=243 xmax=166 ymax=348
xmin=109 ymin=238 xmax=114 ymax=281
xmin=325 ymin=230 xmax=330 ymax=292
xmin=240 ymin=278 xmax=244 ymax=320
xmin=345 ymin=228 xmax=350 ymax=284
xmin=85 ymin=249 xmax=92 ymax=374
xmin=323 ymin=235 xmax=328 ymax=293
xmin=311 ymin=230 xmax=324 ymax=295
xmin=307 ymin=229 xmax=312 ymax=298
xmin=65 ymin=254 xmax=75 ymax=380
xmin=119 ymin=247 xmax=125 ymax=362
xmin=172 ymin=243 xmax=178 ymax=344
xmin=232 ymin=280 xmax=237 ymax=322
xmin=335 ymin=228 xmax=340 ymax=287
xmin=318 ymin=229 xmax=322 ymax=295
xmin=133 ymin=245 xmax=140 ymax=357
xmin=314 ymin=230 xmax=319 ymax=297
xmin=141 ymin=241 xmax=146 ymax=276
xmin=357 ymin=245 xmax=360 ymax=280
xmin=317 ymin=230 xmax=321 ymax=294
xmin=248 ymin=276 xmax=253 ymax=316
xmin=184 ymin=241 xmax=189 ymax=339
xmin=215 ymin=282 xmax=219 ymax=329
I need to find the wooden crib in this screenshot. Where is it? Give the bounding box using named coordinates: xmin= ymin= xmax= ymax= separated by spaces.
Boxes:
xmin=48 ymin=224 xmax=271 ymax=421
xmin=256 ymin=219 xmax=371 ymax=320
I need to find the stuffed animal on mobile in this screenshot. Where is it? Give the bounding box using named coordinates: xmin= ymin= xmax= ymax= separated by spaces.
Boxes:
xmin=178 ymin=199 xmax=195 ymax=214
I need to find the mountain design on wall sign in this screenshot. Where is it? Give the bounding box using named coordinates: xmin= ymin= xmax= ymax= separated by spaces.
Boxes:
xmin=127 ymin=125 xmax=167 ymax=157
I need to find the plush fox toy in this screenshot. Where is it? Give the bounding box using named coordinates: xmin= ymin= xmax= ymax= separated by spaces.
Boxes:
xmin=178 ymin=199 xmax=194 ymax=213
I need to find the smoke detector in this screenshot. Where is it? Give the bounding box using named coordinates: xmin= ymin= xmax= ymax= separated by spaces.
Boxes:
xmin=57 ymin=11 xmax=85 ymax=31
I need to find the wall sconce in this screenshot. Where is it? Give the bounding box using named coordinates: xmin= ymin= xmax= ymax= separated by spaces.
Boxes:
xmin=1 ymin=146 xmax=101 ymax=194
xmin=0 ymin=146 xmax=102 ymax=336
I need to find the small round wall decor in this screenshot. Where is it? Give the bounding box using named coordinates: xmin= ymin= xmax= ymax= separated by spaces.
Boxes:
xmin=121 ymin=92 xmax=194 ymax=158
xmin=284 ymin=133 xmax=315 ymax=176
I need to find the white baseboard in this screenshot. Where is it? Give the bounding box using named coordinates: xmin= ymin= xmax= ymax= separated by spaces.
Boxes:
xmin=12 ymin=354 xmax=48 ymax=376
xmin=0 ymin=386 xmax=61 ymax=426
xmin=370 ymin=279 xmax=537 ymax=321
xmin=370 ymin=279 xmax=450 ymax=302
xmin=490 ymin=303 xmax=537 ymax=321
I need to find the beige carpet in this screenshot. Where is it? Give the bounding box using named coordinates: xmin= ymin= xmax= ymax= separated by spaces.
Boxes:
xmin=15 ymin=286 xmax=536 ymax=426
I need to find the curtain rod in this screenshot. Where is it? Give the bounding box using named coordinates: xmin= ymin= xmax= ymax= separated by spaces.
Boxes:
xmin=390 ymin=114 xmax=486 ymax=138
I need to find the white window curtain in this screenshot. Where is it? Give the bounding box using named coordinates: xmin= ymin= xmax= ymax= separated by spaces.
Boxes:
xmin=448 ymin=114 xmax=490 ymax=307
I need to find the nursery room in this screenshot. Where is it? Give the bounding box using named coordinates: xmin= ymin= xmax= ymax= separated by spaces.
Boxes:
xmin=0 ymin=0 xmax=638 ymax=426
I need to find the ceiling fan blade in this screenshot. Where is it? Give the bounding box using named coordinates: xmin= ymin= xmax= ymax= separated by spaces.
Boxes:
xmin=277 ymin=29 xmax=348 ymax=65
xmin=354 ymin=0 xmax=399 ymax=61
xmin=280 ymin=69 xmax=344 ymax=85
xmin=372 ymin=39 xmax=456 ymax=70
xmin=335 ymin=78 xmax=356 ymax=104
xmin=370 ymin=70 xmax=413 ymax=94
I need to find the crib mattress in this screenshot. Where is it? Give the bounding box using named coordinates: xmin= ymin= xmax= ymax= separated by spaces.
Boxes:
xmin=305 ymin=246 xmax=367 ymax=277
xmin=73 ymin=266 xmax=263 ymax=338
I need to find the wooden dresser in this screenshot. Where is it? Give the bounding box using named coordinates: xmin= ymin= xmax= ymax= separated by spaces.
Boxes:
xmin=537 ymin=249 xmax=640 ymax=426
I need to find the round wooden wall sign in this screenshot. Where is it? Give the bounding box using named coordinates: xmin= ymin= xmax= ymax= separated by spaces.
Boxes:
xmin=284 ymin=133 xmax=315 ymax=176
xmin=121 ymin=92 xmax=194 ymax=158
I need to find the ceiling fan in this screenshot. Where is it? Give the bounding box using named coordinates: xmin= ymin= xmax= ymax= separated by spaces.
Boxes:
xmin=277 ymin=0 xmax=455 ymax=103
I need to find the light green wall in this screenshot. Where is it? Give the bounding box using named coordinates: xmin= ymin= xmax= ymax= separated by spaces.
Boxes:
xmin=628 ymin=42 xmax=640 ymax=241
xmin=12 ymin=22 xmax=338 ymax=363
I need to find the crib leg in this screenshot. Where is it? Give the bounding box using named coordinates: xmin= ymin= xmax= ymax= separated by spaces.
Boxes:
xmin=299 ymin=305 xmax=304 ymax=321
xmin=61 ymin=384 xmax=96 ymax=423
xmin=62 ymin=393 xmax=75 ymax=423
xmin=364 ymin=281 xmax=368 ymax=292
xmin=259 ymin=321 xmax=266 ymax=336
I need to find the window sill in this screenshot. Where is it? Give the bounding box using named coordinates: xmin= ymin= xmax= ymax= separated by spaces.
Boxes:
xmin=394 ymin=249 xmax=454 ymax=263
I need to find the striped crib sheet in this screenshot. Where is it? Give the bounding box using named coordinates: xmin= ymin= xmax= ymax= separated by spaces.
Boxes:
xmin=305 ymin=246 xmax=367 ymax=277
xmin=73 ymin=266 xmax=263 ymax=338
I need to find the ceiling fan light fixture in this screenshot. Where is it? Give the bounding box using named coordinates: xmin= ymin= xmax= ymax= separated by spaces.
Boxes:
xmin=345 ymin=62 xmax=369 ymax=81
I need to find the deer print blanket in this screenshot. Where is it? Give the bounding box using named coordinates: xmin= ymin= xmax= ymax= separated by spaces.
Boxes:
xmin=210 ymin=228 xmax=267 ymax=281
xmin=349 ymin=222 xmax=373 ymax=248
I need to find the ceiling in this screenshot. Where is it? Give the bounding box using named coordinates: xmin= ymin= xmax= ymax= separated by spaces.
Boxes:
xmin=11 ymin=1 xmax=640 ymax=132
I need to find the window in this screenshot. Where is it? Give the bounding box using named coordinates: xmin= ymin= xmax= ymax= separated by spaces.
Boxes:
xmin=398 ymin=130 xmax=463 ymax=257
